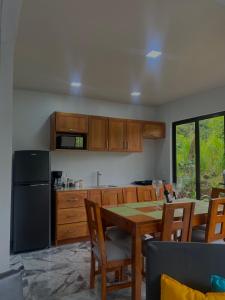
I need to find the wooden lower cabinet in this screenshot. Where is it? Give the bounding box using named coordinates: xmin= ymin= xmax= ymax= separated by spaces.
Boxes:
xmin=88 ymin=189 xmax=101 ymax=205
xmin=101 ymin=189 xmax=123 ymax=206
xmin=123 ymin=187 xmax=138 ymax=203
xmin=57 ymin=222 xmax=89 ymax=241
xmin=54 ymin=185 xmax=165 ymax=245
xmin=137 ymin=186 xmax=157 ymax=202
xmin=55 ymin=190 xmax=89 ymax=245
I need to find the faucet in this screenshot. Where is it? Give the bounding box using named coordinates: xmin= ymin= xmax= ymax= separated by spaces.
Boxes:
xmin=97 ymin=171 xmax=102 ymax=187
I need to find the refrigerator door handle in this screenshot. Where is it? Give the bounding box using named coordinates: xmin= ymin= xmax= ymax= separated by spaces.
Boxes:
xmin=29 ymin=184 xmax=49 ymax=187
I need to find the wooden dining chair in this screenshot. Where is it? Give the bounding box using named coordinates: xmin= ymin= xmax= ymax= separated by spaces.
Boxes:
xmin=160 ymin=202 xmax=195 ymax=242
xmin=192 ymin=198 xmax=225 ymax=243
xmin=211 ymin=187 xmax=225 ymax=199
xmin=84 ymin=199 xmax=132 ymax=300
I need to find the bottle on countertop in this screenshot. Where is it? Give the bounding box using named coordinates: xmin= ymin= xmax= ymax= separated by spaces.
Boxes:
xmin=163 ymin=183 xmax=173 ymax=203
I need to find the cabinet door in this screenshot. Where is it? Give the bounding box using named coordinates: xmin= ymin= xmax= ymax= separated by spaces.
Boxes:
xmin=137 ymin=186 xmax=157 ymax=202
xmin=88 ymin=189 xmax=102 ymax=205
xmin=56 ymin=112 xmax=88 ymax=133
xmin=101 ymin=189 xmax=123 ymax=206
xmin=123 ymin=187 xmax=138 ymax=203
xmin=88 ymin=117 xmax=108 ymax=151
xmin=126 ymin=121 xmax=143 ymax=152
xmin=143 ymin=122 xmax=165 ymax=139
xmin=108 ymin=118 xmax=126 ymax=151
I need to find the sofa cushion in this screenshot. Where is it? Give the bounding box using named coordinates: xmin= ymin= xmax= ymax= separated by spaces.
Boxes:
xmin=161 ymin=274 xmax=225 ymax=300
xmin=93 ymin=240 xmax=131 ymax=261
xmin=211 ymin=275 xmax=225 ymax=293
xmin=145 ymin=241 xmax=225 ymax=300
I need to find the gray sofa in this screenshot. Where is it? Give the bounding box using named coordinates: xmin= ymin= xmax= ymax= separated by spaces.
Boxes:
xmin=144 ymin=241 xmax=225 ymax=300
xmin=0 ymin=267 xmax=24 ymax=300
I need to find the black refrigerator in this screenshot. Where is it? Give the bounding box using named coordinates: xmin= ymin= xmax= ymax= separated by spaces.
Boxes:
xmin=11 ymin=150 xmax=50 ymax=253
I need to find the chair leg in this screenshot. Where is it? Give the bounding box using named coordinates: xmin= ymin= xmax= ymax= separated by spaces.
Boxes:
xmin=90 ymin=252 xmax=95 ymax=289
xmin=101 ymin=267 xmax=107 ymax=300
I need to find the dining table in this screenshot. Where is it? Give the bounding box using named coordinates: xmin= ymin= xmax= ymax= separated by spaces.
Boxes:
xmin=101 ymin=198 xmax=210 ymax=300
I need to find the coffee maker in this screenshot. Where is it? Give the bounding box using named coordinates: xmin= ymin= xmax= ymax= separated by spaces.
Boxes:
xmin=51 ymin=171 xmax=63 ymax=188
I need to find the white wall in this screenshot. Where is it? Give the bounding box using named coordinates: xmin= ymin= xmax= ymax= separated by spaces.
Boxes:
xmin=0 ymin=0 xmax=22 ymax=272
xmin=13 ymin=89 xmax=157 ymax=186
xmin=155 ymin=86 xmax=225 ymax=182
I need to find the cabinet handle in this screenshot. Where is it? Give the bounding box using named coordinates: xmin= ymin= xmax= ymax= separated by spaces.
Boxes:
xmin=106 ymin=140 xmax=109 ymax=149
xmin=69 ymin=128 xmax=74 ymax=131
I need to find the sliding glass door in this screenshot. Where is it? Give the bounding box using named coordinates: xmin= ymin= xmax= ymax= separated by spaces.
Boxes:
xmin=173 ymin=113 xmax=225 ymax=199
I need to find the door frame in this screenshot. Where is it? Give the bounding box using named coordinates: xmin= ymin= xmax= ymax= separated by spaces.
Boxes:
xmin=172 ymin=111 xmax=225 ymax=199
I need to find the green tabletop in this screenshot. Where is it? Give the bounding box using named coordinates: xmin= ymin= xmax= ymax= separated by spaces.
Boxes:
xmin=105 ymin=199 xmax=209 ymax=221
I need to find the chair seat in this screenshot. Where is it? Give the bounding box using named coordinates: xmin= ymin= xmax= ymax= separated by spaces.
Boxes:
xmin=192 ymin=224 xmax=225 ymax=243
xmin=106 ymin=227 xmax=130 ymax=241
xmin=93 ymin=240 xmax=131 ymax=262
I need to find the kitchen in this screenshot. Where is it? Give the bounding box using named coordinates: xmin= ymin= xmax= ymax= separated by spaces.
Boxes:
xmin=2 ymin=0 xmax=225 ymax=299
xmin=12 ymin=95 xmax=166 ymax=251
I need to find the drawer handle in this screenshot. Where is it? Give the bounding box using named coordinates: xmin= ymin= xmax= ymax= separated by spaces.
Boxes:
xmin=67 ymin=198 xmax=78 ymax=202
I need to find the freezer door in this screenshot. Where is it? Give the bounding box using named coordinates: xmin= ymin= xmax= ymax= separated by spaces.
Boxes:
xmin=12 ymin=184 xmax=50 ymax=253
xmin=13 ymin=151 xmax=50 ymax=184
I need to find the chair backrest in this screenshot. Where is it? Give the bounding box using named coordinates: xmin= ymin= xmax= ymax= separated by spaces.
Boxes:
xmin=211 ymin=187 xmax=225 ymax=199
xmin=84 ymin=199 xmax=107 ymax=264
xmin=206 ymin=197 xmax=225 ymax=242
xmin=160 ymin=202 xmax=195 ymax=242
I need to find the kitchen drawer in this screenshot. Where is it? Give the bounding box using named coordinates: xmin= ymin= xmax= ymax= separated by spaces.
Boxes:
xmin=57 ymin=207 xmax=87 ymax=225
xmin=57 ymin=222 xmax=89 ymax=240
xmin=56 ymin=191 xmax=87 ymax=209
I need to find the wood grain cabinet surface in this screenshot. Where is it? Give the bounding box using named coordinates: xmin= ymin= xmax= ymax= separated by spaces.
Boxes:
xmin=137 ymin=186 xmax=157 ymax=202
xmin=122 ymin=187 xmax=138 ymax=203
xmin=55 ymin=112 xmax=88 ymax=133
xmin=143 ymin=121 xmax=165 ymax=139
xmin=101 ymin=188 xmax=124 ymax=206
xmin=55 ymin=190 xmax=89 ymax=245
xmin=88 ymin=116 xmax=108 ymax=151
xmin=108 ymin=118 xmax=126 ymax=152
xmin=126 ymin=121 xmax=143 ymax=152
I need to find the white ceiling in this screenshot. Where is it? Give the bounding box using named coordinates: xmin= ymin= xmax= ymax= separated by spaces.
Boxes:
xmin=14 ymin=0 xmax=225 ymax=106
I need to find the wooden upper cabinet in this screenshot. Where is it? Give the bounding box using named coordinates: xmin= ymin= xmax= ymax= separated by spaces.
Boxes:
xmin=108 ymin=118 xmax=126 ymax=152
xmin=55 ymin=112 xmax=88 ymax=133
xmin=126 ymin=121 xmax=143 ymax=152
xmin=88 ymin=116 xmax=108 ymax=151
xmin=143 ymin=122 xmax=165 ymax=139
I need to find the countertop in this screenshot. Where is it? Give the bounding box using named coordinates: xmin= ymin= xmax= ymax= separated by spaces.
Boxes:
xmin=54 ymin=185 xmax=139 ymax=192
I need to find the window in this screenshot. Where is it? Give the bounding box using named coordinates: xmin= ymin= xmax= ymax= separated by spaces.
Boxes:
xmin=173 ymin=112 xmax=225 ymax=199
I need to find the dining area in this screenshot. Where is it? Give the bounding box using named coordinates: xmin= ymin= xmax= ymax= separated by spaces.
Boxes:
xmin=84 ymin=185 xmax=225 ymax=300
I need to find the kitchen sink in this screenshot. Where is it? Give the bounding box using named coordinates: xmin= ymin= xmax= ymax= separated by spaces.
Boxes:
xmin=89 ymin=185 xmax=118 ymax=188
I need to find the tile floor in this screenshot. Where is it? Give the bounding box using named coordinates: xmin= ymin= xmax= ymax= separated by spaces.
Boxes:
xmin=10 ymin=242 xmax=146 ymax=300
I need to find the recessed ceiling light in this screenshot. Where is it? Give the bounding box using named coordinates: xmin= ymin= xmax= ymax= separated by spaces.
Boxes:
xmin=71 ymin=82 xmax=82 ymax=87
xmin=131 ymin=91 xmax=141 ymax=97
xmin=146 ymin=50 xmax=162 ymax=58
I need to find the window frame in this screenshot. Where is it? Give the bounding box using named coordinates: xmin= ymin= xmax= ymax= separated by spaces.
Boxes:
xmin=172 ymin=111 xmax=225 ymax=199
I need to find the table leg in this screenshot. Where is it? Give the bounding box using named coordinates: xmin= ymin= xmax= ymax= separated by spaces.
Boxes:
xmin=132 ymin=228 xmax=142 ymax=300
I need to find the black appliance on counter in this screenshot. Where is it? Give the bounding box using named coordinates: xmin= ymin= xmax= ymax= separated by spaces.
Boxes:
xmin=51 ymin=171 xmax=63 ymax=187
xmin=132 ymin=180 xmax=153 ymax=186
xmin=11 ymin=150 xmax=50 ymax=253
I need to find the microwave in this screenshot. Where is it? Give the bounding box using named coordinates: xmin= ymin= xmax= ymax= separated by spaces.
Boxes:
xmin=56 ymin=134 xmax=86 ymax=150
